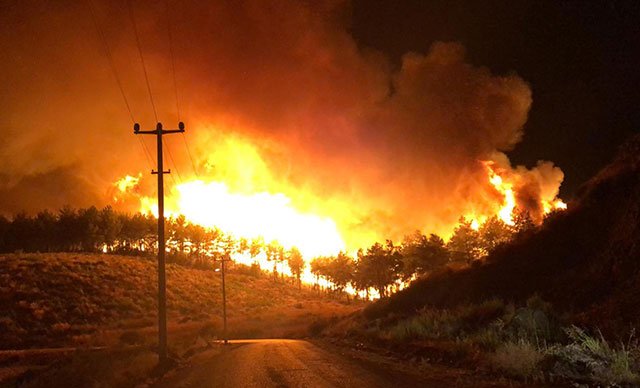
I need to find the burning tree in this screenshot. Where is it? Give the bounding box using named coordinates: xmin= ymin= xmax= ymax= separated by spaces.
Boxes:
xmin=447 ymin=217 xmax=483 ymax=264
xmin=478 ymin=216 xmax=513 ymax=254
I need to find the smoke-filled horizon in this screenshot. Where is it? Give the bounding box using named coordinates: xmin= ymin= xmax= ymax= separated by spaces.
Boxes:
xmin=0 ymin=0 xmax=563 ymax=247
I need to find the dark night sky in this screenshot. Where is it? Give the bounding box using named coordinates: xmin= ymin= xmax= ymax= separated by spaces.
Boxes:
xmin=350 ymin=0 xmax=640 ymax=198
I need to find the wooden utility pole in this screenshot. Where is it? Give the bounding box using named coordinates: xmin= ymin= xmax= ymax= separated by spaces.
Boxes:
xmin=221 ymin=253 xmax=228 ymax=344
xmin=134 ymin=121 xmax=185 ymax=365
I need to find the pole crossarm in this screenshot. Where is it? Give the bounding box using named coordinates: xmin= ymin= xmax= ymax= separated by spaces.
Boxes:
xmin=133 ymin=122 xmax=185 ymax=135
xmin=135 ymin=129 xmax=185 ymax=135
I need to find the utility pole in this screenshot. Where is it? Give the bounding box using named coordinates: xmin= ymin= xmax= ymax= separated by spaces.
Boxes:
xmin=134 ymin=121 xmax=184 ymax=365
xmin=221 ymin=253 xmax=228 ymax=344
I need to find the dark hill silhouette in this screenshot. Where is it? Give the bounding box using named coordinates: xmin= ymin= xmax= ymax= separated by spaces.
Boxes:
xmin=365 ymin=134 xmax=640 ymax=335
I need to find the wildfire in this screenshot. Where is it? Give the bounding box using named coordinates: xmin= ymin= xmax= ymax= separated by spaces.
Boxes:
xmin=114 ymin=133 xmax=567 ymax=258
xmin=113 ymin=174 xmax=141 ymax=202
xmin=140 ymin=180 xmax=345 ymax=258
xmin=115 ymin=174 xmax=141 ymax=192
xmin=462 ymin=160 xmax=567 ymax=232
xmin=487 ymin=166 xmax=517 ymax=225
xmin=543 ymin=198 xmax=568 ymax=213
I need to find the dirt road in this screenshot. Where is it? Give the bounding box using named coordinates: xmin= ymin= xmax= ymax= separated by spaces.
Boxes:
xmin=153 ymin=339 xmax=527 ymax=387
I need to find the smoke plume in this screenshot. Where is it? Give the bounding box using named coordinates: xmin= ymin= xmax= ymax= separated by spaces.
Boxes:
xmin=0 ymin=0 xmax=563 ymax=247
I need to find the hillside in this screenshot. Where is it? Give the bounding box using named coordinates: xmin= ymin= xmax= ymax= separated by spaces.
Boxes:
xmin=365 ymin=134 xmax=640 ymax=334
xmin=314 ymin=135 xmax=640 ymax=385
xmin=0 ymin=253 xmax=361 ymax=350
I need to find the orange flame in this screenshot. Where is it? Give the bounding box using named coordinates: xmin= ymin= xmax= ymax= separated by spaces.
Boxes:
xmin=113 ymin=174 xmax=141 ymax=202
xmin=543 ymin=198 xmax=568 ymax=213
xmin=115 ymin=133 xmax=566 ymax=257
xmin=140 ymin=180 xmax=345 ymax=259
xmin=115 ymin=174 xmax=141 ymax=192
xmin=487 ymin=165 xmax=516 ymax=225
xmin=462 ymin=160 xmax=567 ymax=232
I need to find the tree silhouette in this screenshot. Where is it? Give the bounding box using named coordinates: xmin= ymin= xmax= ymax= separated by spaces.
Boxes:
xmin=265 ymin=240 xmax=283 ymax=280
xmin=120 ymin=213 xmax=151 ymax=252
xmin=78 ymin=206 xmax=101 ymax=251
xmin=204 ymin=227 xmax=224 ymax=256
xmin=237 ymin=237 xmax=249 ymax=256
xmin=286 ymin=246 xmax=305 ymax=289
xmin=310 ymin=256 xmax=330 ymax=292
xmin=7 ymin=212 xmax=35 ymax=252
xmin=401 ymin=231 xmax=449 ymax=279
xmin=170 ymin=215 xmax=188 ymax=254
xmin=34 ymin=210 xmax=57 ymax=252
xmin=248 ymin=237 xmax=264 ymax=274
xmin=0 ymin=215 xmax=9 ymax=252
xmin=478 ymin=216 xmax=512 ymax=254
xmin=276 ymin=244 xmax=286 ymax=281
xmin=357 ymin=242 xmax=401 ymax=298
xmin=447 ymin=217 xmax=482 ymax=263
xmin=325 ymin=252 xmax=354 ymax=300
xmin=353 ymin=249 xmax=374 ymax=299
xmin=512 ymin=208 xmax=536 ymax=235
xmin=0 ymin=203 xmax=542 ymax=301
xmin=98 ymin=206 xmax=122 ymax=252
xmin=186 ymin=223 xmax=207 ymax=257
xmin=57 ymin=207 xmax=81 ymax=251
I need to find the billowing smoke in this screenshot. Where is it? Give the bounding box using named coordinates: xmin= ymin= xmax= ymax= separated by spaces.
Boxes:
xmin=0 ymin=0 xmax=563 ymax=246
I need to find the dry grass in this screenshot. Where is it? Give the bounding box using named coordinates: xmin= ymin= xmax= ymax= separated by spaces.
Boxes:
xmin=489 ymin=340 xmax=544 ymax=379
xmin=331 ymin=294 xmax=640 ymax=386
xmin=0 ymin=253 xmax=362 ymax=350
xmin=19 ymin=347 xmax=159 ymax=388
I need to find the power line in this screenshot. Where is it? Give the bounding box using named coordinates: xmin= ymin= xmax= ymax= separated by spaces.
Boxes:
xmin=164 ymin=0 xmax=181 ymax=122
xmin=158 ymin=137 xmax=179 ymax=187
xmin=163 ymin=0 xmax=199 ymax=179
xmin=138 ymin=137 xmax=156 ymax=169
xmin=90 ymin=0 xmax=185 ymax=181
xmin=87 ymin=0 xmax=153 ymax=171
xmin=165 ymin=163 xmax=179 ymax=188
xmin=128 ymin=0 xmax=159 ymax=123
xmin=86 ymin=0 xmax=135 ymax=123
xmin=181 ymin=134 xmax=200 ymax=178
xmin=163 ymin=137 xmax=183 ymax=183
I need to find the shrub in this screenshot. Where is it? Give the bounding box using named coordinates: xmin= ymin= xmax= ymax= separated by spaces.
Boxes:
xmin=389 ymin=308 xmax=459 ymax=341
xmin=21 ymin=348 xmax=157 ymax=387
xmin=471 ymin=321 xmax=505 ymax=351
xmin=490 ymin=339 xmax=544 ymax=379
xmin=308 ymin=317 xmax=334 ymax=337
xmin=458 ymin=298 xmax=505 ymax=330
xmin=547 ymin=326 xmax=640 ymax=385
xmin=386 ymin=300 xmax=506 ymax=343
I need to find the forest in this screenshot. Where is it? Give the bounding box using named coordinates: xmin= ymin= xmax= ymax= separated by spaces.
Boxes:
xmin=0 ymin=206 xmax=551 ymax=299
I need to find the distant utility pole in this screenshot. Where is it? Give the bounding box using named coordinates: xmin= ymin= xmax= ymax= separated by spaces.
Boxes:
xmin=134 ymin=121 xmax=185 ymax=365
xmin=221 ymin=253 xmax=228 ymax=344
